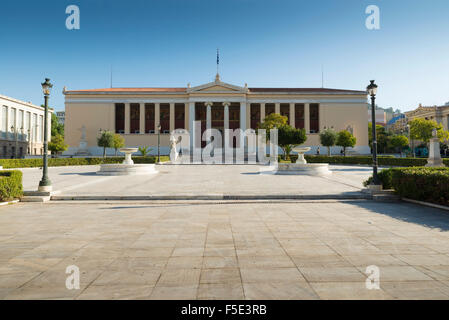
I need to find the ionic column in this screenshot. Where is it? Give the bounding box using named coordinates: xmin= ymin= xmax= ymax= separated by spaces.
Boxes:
xmin=223 ymin=102 xmax=230 ymax=130
xmin=169 ymin=103 xmax=175 ymax=133
xmin=124 ymin=103 xmax=130 ymax=134
xmin=289 ymin=103 xmax=295 ymax=127
xmin=155 ymin=103 xmax=160 ymax=133
xmin=184 ymin=103 xmax=189 ymax=130
xmin=275 ymin=103 xmax=280 ymax=115
xmin=240 ymin=102 xmax=247 ymax=132
xmin=260 ymin=103 xmax=266 ymax=123
xmin=305 ymin=103 xmax=310 ymax=134
xmin=139 ymin=103 xmax=145 ymax=134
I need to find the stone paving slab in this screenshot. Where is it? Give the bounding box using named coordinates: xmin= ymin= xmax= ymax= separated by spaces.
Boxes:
xmin=1 ymin=200 xmax=449 ymax=299
xmin=19 ymin=165 xmax=374 ymax=198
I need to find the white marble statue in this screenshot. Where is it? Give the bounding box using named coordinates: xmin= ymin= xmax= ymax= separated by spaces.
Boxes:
xmin=169 ymin=135 xmax=181 ymax=162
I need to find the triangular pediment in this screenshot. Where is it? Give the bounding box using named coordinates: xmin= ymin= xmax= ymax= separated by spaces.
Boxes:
xmin=187 ymin=79 xmax=248 ymax=93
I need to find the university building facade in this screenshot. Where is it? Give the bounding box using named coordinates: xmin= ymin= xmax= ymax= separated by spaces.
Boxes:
xmin=64 ymin=76 xmax=370 ymax=156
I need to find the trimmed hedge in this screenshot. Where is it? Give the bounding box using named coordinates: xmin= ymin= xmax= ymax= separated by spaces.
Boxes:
xmin=0 ymin=170 xmax=23 ymax=201
xmin=0 ymin=156 xmax=170 ymax=169
xmin=365 ymin=167 xmax=449 ymax=206
xmin=280 ymin=155 xmax=431 ymax=167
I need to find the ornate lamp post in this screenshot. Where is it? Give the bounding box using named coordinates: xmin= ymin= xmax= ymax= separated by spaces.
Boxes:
xmin=157 ymin=124 xmax=162 ymax=163
xmin=38 ymin=78 xmax=53 ymax=192
xmin=367 ymin=80 xmax=380 ymax=187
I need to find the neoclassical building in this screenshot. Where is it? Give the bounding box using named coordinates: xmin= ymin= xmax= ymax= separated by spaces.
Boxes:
xmin=405 ymin=104 xmax=449 ymax=131
xmin=64 ymin=76 xmax=370 ymax=156
xmin=0 ymin=94 xmax=50 ymax=158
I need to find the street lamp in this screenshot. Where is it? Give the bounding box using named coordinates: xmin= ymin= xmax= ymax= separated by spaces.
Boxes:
xmin=367 ymin=80 xmax=380 ymax=187
xmin=38 ymin=78 xmax=53 ymax=192
xmin=157 ymin=124 xmax=162 ymax=163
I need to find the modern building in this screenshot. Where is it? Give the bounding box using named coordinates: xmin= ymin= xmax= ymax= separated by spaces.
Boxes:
xmin=56 ymin=111 xmax=65 ymax=125
xmin=64 ymin=75 xmax=370 ymax=156
xmin=0 ymin=94 xmax=51 ymax=158
xmin=405 ymin=104 xmax=449 ymax=131
xmin=386 ymin=114 xmax=408 ymax=134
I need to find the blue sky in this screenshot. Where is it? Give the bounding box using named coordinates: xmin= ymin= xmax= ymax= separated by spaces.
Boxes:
xmin=0 ymin=0 xmax=448 ymax=112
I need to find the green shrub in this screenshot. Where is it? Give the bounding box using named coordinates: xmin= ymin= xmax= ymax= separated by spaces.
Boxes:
xmin=0 ymin=170 xmax=23 ymax=201
xmin=363 ymin=168 xmax=394 ymax=189
xmin=390 ymin=167 xmax=449 ymax=206
xmin=0 ymin=156 xmax=170 ymax=169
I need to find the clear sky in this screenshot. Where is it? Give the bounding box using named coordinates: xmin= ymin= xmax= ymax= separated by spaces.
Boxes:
xmin=1 ymin=0 xmax=448 ymax=112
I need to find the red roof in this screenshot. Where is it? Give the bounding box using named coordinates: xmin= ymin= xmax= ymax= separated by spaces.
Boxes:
xmin=65 ymin=87 xmax=365 ymax=94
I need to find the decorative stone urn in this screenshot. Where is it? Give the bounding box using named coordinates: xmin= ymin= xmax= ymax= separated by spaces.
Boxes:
xmin=120 ymin=148 xmax=138 ymax=165
xmin=293 ymin=147 xmax=311 ymax=164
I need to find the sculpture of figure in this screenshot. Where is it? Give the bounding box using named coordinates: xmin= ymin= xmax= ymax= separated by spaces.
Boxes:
xmin=169 ymin=135 xmax=181 ymax=162
xmin=79 ymin=125 xmax=87 ymax=142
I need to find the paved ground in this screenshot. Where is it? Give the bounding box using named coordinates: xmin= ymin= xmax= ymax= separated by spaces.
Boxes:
xmin=20 ymin=165 xmax=375 ymax=198
xmin=1 ymin=200 xmax=449 ymax=300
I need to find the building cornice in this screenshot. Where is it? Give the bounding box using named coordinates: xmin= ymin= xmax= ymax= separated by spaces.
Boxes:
xmin=0 ymin=94 xmax=45 ymax=111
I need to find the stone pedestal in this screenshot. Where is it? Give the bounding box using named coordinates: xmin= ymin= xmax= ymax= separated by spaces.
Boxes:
xmin=426 ymin=137 xmax=445 ymax=167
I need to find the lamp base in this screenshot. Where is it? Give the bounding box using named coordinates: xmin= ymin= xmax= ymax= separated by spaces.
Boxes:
xmin=38 ymin=184 xmax=52 ymax=192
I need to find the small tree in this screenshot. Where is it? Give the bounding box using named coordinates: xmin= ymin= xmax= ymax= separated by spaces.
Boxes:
xmin=258 ymin=113 xmax=288 ymax=132
xmin=138 ymin=146 xmax=152 ymax=157
xmin=390 ymin=135 xmax=409 ymax=157
xmin=336 ymin=130 xmax=356 ymax=156
xmin=277 ymin=125 xmax=307 ymax=160
xmin=112 ymin=134 xmax=125 ymax=156
xmin=51 ymin=113 xmax=64 ymax=137
xmin=48 ymin=134 xmax=68 ymax=157
xmin=319 ymin=129 xmax=337 ymax=156
xmin=97 ymin=130 xmax=114 ymax=158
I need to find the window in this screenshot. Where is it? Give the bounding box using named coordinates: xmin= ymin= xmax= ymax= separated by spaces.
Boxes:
xmin=10 ymin=108 xmax=16 ymax=139
xmin=265 ymin=104 xmax=275 ymax=116
xmin=32 ymin=114 xmax=37 ymax=142
xmin=130 ymin=103 xmax=140 ymax=133
xmin=160 ymin=104 xmax=170 ymax=133
xmin=38 ymin=115 xmax=43 ymax=142
xmin=280 ymin=104 xmax=290 ymax=122
xmin=18 ymin=110 xmax=24 ymax=140
xmin=145 ymin=104 xmax=155 ymax=133
xmin=175 ymin=104 xmax=185 ymax=130
xmin=310 ymin=104 xmax=319 ymax=133
xmin=250 ymin=104 xmax=261 ymax=129
xmin=115 ymin=103 xmax=125 ymax=133
xmin=295 ymin=104 xmax=305 ymax=129
xmin=1 ymin=106 xmax=7 ymax=139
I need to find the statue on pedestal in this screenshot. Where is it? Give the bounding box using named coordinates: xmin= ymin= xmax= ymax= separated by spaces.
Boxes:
xmin=169 ymin=135 xmax=181 ymax=162
xmin=426 ymin=128 xmax=445 ymax=167
xmin=75 ymin=125 xmax=91 ymax=156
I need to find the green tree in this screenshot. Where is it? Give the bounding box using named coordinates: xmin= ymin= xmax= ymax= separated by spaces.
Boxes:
xmin=390 ymin=135 xmax=409 ymax=157
xmin=97 ymin=130 xmax=114 ymax=158
xmin=277 ymin=125 xmax=307 ymax=160
xmin=51 ymin=113 xmax=64 ymax=137
xmin=319 ymin=128 xmax=337 ymax=156
xmin=409 ymin=118 xmax=449 ymax=144
xmin=48 ymin=134 xmax=68 ymax=157
xmin=138 ymin=146 xmax=152 ymax=157
xmin=368 ymin=123 xmax=392 ymax=154
xmin=112 ymin=134 xmax=125 ymax=156
xmin=258 ymin=113 xmax=288 ymax=132
xmin=336 ymin=130 xmax=356 ymax=156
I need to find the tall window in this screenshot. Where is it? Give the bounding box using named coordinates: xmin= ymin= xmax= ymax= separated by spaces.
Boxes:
xmin=145 ymin=104 xmax=155 ymax=133
xmin=175 ymin=104 xmax=185 ymax=130
xmin=265 ymin=104 xmax=275 ymax=116
xmin=32 ymin=114 xmax=37 ymax=142
xmin=160 ymin=104 xmax=170 ymax=133
xmin=25 ymin=112 xmax=30 ymax=140
xmin=18 ymin=110 xmax=24 ymax=140
xmin=1 ymin=106 xmax=7 ymax=139
xmin=280 ymin=104 xmax=290 ymax=122
xmin=10 ymin=108 xmax=16 ymax=139
xmin=310 ymin=104 xmax=319 ymax=133
xmin=295 ymin=104 xmax=305 ymax=129
xmin=115 ymin=103 xmax=125 ymax=133
xmin=250 ymin=104 xmax=261 ymax=129
xmin=38 ymin=115 xmax=43 ymax=142
xmin=130 ymin=103 xmax=140 ymax=133
xmin=229 ymin=103 xmax=240 ymax=130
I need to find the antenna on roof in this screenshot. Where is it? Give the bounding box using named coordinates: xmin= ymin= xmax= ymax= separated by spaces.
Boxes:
xmin=321 ymin=64 xmax=324 ymax=88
